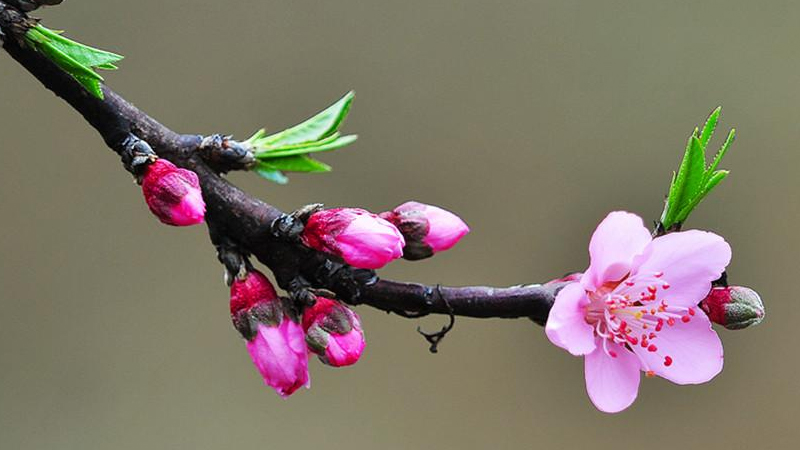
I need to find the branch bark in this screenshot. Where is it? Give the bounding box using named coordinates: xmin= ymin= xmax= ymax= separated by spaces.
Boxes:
xmin=1 ymin=2 xmax=559 ymax=326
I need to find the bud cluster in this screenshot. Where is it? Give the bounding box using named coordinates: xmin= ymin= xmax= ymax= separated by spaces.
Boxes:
xmin=230 ymin=270 xmax=367 ymax=397
xmin=299 ymin=201 xmax=469 ymax=268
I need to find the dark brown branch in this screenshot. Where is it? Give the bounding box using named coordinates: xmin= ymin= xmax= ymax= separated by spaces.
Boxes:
xmin=1 ymin=3 xmax=558 ymax=325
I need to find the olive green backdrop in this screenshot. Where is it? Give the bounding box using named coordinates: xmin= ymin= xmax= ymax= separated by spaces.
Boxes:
xmin=1 ymin=1 xmax=796 ymax=449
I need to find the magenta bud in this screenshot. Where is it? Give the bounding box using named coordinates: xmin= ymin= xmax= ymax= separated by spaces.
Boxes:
xmin=700 ymin=286 xmax=765 ymax=330
xmin=141 ymin=159 xmax=205 ymax=226
xmin=302 ymin=297 xmax=365 ymax=367
xmin=380 ymin=201 xmax=470 ymax=260
xmin=230 ymin=270 xmax=310 ymax=397
xmin=300 ymin=208 xmax=405 ymax=269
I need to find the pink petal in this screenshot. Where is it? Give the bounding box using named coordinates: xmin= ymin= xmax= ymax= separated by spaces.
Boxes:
xmin=545 ymin=282 xmax=595 ymax=356
xmin=584 ymin=339 xmax=641 ymax=413
xmin=633 ymin=311 xmax=723 ymax=385
xmin=325 ymin=329 xmax=366 ymax=367
xmin=582 ymin=212 xmax=652 ymax=291
xmin=632 ymin=230 xmax=731 ymax=307
xmin=246 ymin=321 xmax=310 ymax=398
xmin=336 ymin=215 xmax=405 ymax=269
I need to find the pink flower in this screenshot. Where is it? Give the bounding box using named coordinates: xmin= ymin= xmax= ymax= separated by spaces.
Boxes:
xmin=301 ymin=208 xmax=405 ymax=269
xmin=545 ymin=211 xmax=731 ymax=413
xmin=230 ymin=270 xmax=310 ymax=398
xmin=141 ymin=159 xmax=205 ymax=226
xmin=302 ymin=297 xmax=365 ymax=367
xmin=380 ymin=201 xmax=470 ymax=260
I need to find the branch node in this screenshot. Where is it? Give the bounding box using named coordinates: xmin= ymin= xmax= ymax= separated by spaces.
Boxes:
xmin=198 ymin=134 xmax=255 ymax=173
xmin=120 ymin=134 xmax=156 ymax=179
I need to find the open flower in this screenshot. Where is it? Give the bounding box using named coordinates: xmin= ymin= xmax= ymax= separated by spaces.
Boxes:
xmin=545 ymin=211 xmax=731 ymax=413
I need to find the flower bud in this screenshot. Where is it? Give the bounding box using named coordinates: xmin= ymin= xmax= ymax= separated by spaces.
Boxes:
xmin=302 ymin=297 xmax=365 ymax=367
xmin=230 ymin=270 xmax=310 ymax=397
xmin=700 ymin=286 xmax=765 ymax=330
xmin=141 ymin=159 xmax=205 ymax=226
xmin=380 ymin=201 xmax=469 ymax=260
xmin=300 ymin=208 xmax=405 ymax=269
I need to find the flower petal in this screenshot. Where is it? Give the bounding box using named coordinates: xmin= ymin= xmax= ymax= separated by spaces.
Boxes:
xmin=545 ymin=282 xmax=595 ymax=356
xmin=582 ymin=212 xmax=652 ymax=291
xmin=632 ymin=230 xmax=731 ymax=307
xmin=584 ymin=339 xmax=641 ymax=413
xmin=633 ymin=310 xmax=723 ymax=385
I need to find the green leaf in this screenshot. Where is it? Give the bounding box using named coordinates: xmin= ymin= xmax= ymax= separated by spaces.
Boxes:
xmin=34 ymin=25 xmax=123 ymax=69
xmin=682 ymin=136 xmax=707 ymax=207
xmin=675 ymin=170 xmax=729 ymax=223
xmin=253 ymin=163 xmax=289 ymax=185
xmin=703 ymin=128 xmax=735 ymax=185
xmin=249 ymin=91 xmax=355 ymax=147
xmin=260 ymin=155 xmax=331 ymax=173
xmin=664 ymin=136 xmax=696 ymax=226
xmin=255 ymin=134 xmax=357 ymax=159
xmin=660 ymin=107 xmax=735 ymax=230
xmin=698 ymin=106 xmax=721 ymax=150
xmin=23 ymin=25 xmax=122 ymax=100
xmin=246 ymin=92 xmax=358 ymax=183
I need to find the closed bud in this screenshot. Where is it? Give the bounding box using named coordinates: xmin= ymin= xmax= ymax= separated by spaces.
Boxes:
xmin=380 ymin=201 xmax=470 ymax=260
xmin=700 ymin=286 xmax=765 ymax=330
xmin=301 ymin=208 xmax=405 ymax=269
xmin=230 ymin=270 xmax=310 ymax=398
xmin=141 ymin=159 xmax=205 ymax=226
xmin=302 ymin=297 xmax=365 ymax=367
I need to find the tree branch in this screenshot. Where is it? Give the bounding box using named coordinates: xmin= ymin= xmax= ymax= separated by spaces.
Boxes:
xmin=1 ymin=2 xmax=559 ymax=326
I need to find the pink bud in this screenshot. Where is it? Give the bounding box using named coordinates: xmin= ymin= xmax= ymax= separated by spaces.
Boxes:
xmin=230 ymin=270 xmax=310 ymax=397
xmin=302 ymin=297 xmax=365 ymax=367
xmin=141 ymin=159 xmax=205 ymax=226
xmin=301 ymin=208 xmax=405 ymax=269
xmin=246 ymin=319 xmax=310 ymax=398
xmin=380 ymin=201 xmax=469 ymax=260
xmin=700 ymin=285 xmax=765 ymax=330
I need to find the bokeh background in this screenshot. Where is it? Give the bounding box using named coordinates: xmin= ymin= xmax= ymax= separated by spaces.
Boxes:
xmin=1 ymin=1 xmax=797 ymax=449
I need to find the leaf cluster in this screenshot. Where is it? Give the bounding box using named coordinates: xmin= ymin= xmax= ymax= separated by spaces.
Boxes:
xmin=660 ymin=107 xmax=735 ymax=229
xmin=245 ymin=92 xmax=358 ymax=184
xmin=24 ymin=24 xmax=122 ymax=99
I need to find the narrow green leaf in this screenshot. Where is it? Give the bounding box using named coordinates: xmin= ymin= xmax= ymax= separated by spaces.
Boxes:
xmin=682 ymin=136 xmax=707 ymax=207
xmin=255 ymin=133 xmax=342 ymax=155
xmin=703 ymin=128 xmax=735 ymax=185
xmin=257 ymin=91 xmax=354 ymax=147
xmin=261 ymin=155 xmax=332 ymax=173
xmin=660 ymin=171 xmax=678 ymax=224
xmin=34 ymin=25 xmax=123 ymax=69
xmin=255 ymin=135 xmax=358 ymax=159
xmin=675 ymin=170 xmax=729 ymax=223
xmin=24 ymin=25 xmax=122 ymax=99
xmin=664 ymin=136 xmax=695 ymax=225
xmin=253 ymin=163 xmax=289 ymax=184
xmin=699 ymin=107 xmax=721 ymax=150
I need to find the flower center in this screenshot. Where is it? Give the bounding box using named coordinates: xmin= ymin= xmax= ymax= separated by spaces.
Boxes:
xmin=584 ymin=271 xmax=695 ymax=370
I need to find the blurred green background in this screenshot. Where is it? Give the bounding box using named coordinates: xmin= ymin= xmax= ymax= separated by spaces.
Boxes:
xmin=1 ymin=1 xmax=796 ymax=449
